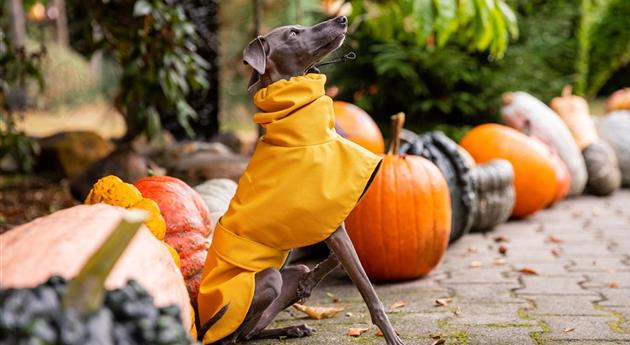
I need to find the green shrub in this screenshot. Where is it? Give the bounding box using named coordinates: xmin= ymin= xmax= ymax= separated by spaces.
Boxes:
xmin=329 ymin=0 xmax=629 ymax=137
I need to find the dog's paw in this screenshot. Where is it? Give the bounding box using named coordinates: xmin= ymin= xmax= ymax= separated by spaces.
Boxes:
xmin=286 ymin=324 xmax=316 ymax=338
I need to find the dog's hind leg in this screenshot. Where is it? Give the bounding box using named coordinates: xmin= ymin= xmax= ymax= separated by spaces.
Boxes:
xmin=326 ymin=223 xmax=405 ymax=345
xmin=247 ymin=254 xmax=341 ymax=338
xmin=213 ymin=267 xmax=282 ymax=344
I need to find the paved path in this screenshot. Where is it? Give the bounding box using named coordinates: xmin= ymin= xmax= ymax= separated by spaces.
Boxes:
xmin=258 ymin=190 xmax=630 ymax=345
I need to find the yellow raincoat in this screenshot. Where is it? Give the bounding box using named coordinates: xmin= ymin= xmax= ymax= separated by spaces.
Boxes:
xmin=197 ymin=74 xmax=382 ymax=343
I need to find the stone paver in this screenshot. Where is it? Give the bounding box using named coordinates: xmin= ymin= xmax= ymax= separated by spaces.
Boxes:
xmin=257 ymin=191 xmax=630 ymax=344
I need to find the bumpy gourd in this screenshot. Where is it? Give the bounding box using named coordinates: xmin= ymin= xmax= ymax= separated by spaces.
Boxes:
xmin=469 ymin=159 xmax=515 ymax=231
xmin=582 ymin=141 xmax=621 ymax=196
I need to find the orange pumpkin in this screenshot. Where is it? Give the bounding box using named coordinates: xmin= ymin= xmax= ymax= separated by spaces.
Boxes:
xmin=548 ymin=147 xmax=572 ymax=204
xmin=550 ymin=85 xmax=598 ymax=149
xmin=345 ymin=113 xmax=451 ymax=281
xmin=460 ymin=124 xmax=557 ymax=218
xmin=134 ymin=176 xmax=213 ymax=305
xmin=333 ymin=101 xmax=385 ymax=154
xmin=605 ymin=88 xmax=630 ymax=112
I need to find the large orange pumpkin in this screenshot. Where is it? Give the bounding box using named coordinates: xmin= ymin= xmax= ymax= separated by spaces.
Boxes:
xmin=345 ymin=113 xmax=451 ymax=281
xmin=333 ymin=101 xmax=385 ymax=154
xmin=134 ymin=176 xmax=213 ymax=305
xmin=460 ymin=124 xmax=557 ymax=218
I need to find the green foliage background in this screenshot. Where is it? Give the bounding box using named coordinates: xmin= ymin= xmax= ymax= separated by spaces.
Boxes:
xmin=329 ymin=0 xmax=629 ymax=140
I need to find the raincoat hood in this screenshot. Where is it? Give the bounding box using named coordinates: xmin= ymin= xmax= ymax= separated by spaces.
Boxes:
xmin=197 ymin=74 xmax=381 ymax=343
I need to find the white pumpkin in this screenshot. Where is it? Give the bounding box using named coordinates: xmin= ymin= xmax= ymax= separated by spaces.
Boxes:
xmin=194 ymin=179 xmax=238 ymax=226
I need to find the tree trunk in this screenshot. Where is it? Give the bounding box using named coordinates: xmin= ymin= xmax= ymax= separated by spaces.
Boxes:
xmin=7 ymin=0 xmax=26 ymax=49
xmin=54 ymin=0 xmax=70 ymax=46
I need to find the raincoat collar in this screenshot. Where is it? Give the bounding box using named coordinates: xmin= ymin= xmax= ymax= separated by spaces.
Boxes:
xmin=253 ymin=73 xmax=336 ymax=147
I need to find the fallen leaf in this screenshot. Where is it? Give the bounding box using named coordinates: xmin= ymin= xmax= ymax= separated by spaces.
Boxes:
xmin=494 ymin=236 xmax=510 ymax=243
xmin=432 ymin=339 xmax=446 ymax=345
xmin=494 ymin=258 xmax=507 ymax=266
xmin=375 ymin=329 xmax=383 ymax=337
xmin=498 ymin=244 xmax=508 ymax=255
xmin=326 ymin=292 xmax=340 ymax=303
xmin=608 ymin=282 xmax=619 ymax=288
xmin=347 ymin=327 xmax=369 ymax=337
xmin=470 ymin=261 xmax=482 ymax=268
xmin=293 ymin=304 xmax=344 ymax=320
xmin=389 ymin=301 xmax=406 ymax=310
xmin=517 ymin=267 xmax=539 ymax=275
xmin=550 ymin=247 xmax=562 ymax=257
xmin=435 ymin=298 xmax=453 ymax=307
xmin=453 ymin=307 xmax=461 ymax=316
xmin=467 ymin=246 xmax=478 ymax=253
xmin=546 ymin=236 xmax=564 ymax=244
xmin=563 ymin=327 xmax=575 ymax=333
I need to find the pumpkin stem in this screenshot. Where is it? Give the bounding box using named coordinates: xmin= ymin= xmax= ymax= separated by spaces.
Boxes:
xmin=562 ymin=85 xmax=572 ymax=97
xmin=502 ymin=92 xmax=513 ymax=105
xmin=62 ymin=209 xmax=147 ymax=315
xmin=387 ymin=112 xmax=405 ymax=155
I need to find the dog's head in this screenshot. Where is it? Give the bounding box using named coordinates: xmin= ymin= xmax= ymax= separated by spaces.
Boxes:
xmin=243 ymin=16 xmax=348 ymax=93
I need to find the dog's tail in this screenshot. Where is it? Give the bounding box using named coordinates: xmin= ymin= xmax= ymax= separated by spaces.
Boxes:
xmin=197 ymin=304 xmax=229 ymax=341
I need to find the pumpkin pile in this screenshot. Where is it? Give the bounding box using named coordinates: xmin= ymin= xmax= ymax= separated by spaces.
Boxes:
xmin=84 ymin=175 xmax=214 ymax=305
xmin=460 ymin=124 xmax=558 ymax=218
xmin=501 ymin=91 xmax=587 ymax=197
xmin=551 ymin=86 xmax=621 ymax=196
xmin=398 ymin=129 xmax=475 ymax=243
xmin=346 ymin=113 xmax=451 ymax=281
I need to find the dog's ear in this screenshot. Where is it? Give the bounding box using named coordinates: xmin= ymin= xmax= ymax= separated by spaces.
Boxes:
xmin=243 ymin=36 xmax=267 ymax=75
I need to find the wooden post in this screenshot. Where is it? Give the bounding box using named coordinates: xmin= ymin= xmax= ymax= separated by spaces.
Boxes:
xmin=7 ymin=0 xmax=26 ymax=49
xmin=54 ymin=0 xmax=69 ymax=46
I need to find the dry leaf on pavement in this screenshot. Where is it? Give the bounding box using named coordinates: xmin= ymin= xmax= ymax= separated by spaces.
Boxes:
xmin=608 ymin=282 xmax=619 ymax=288
xmin=432 ymin=339 xmax=446 ymax=345
xmin=326 ymin=292 xmax=340 ymax=303
xmin=494 ymin=258 xmax=507 ymax=265
xmin=550 ymin=247 xmax=563 ymax=257
xmin=517 ymin=267 xmax=539 ymax=275
xmin=435 ymin=298 xmax=453 ymax=307
xmin=293 ymin=303 xmax=344 ymax=320
xmin=498 ymin=244 xmax=508 ymax=255
xmin=389 ymin=301 xmax=406 ymax=310
xmin=563 ymin=327 xmax=575 ymax=333
xmin=470 ymin=261 xmax=482 ymax=268
xmin=546 ymin=236 xmax=564 ymax=244
xmin=494 ymin=236 xmax=510 ymax=243
xmin=347 ymin=327 xmax=369 ymax=337
xmin=375 ymin=328 xmax=383 ymax=337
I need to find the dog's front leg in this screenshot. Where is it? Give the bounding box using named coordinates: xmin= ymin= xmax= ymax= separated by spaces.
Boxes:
xmin=326 ymin=223 xmax=405 ymax=345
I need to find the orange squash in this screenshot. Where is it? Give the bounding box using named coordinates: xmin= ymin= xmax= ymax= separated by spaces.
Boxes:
xmin=605 ymin=88 xmax=630 ymax=112
xmin=548 ymin=147 xmax=572 ymax=204
xmin=134 ymin=176 xmax=213 ymax=305
xmin=550 ymin=85 xmax=598 ymax=149
xmin=333 ymin=101 xmax=385 ymax=154
xmin=460 ymin=124 xmax=557 ymax=218
xmin=345 ymin=113 xmax=451 ymax=281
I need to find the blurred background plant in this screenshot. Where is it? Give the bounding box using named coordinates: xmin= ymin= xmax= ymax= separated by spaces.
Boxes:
xmin=0 ymin=28 xmax=45 ymax=173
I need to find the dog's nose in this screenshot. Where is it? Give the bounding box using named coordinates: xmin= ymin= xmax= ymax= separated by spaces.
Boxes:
xmin=338 ymin=16 xmax=347 ymax=26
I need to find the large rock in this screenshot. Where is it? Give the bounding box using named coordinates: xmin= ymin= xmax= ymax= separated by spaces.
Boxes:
xmin=37 ymin=131 xmax=113 ymax=178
